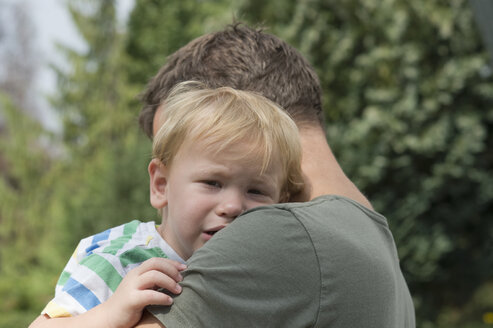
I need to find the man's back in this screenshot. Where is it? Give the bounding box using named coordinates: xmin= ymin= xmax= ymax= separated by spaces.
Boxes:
xmin=149 ymin=195 xmax=415 ymax=327
xmin=295 ymin=195 xmax=415 ymax=326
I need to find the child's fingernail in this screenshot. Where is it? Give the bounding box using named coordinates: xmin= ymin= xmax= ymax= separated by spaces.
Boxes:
xmin=176 ymin=284 xmax=182 ymax=293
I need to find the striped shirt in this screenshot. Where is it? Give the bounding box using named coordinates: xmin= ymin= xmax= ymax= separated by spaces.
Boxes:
xmin=42 ymin=220 xmax=185 ymax=318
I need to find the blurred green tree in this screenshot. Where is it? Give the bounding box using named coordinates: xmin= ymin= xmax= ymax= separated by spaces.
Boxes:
xmin=3 ymin=1 xmax=158 ymax=324
xmin=48 ymin=0 xmax=156 ymax=242
xmin=0 ymin=95 xmax=57 ymax=327
xmin=125 ymin=0 xmax=237 ymax=86
xmin=0 ymin=1 xmax=59 ymax=325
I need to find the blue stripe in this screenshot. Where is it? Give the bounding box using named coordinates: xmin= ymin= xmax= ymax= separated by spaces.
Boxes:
xmin=85 ymin=229 xmax=111 ymax=254
xmin=62 ymin=277 xmax=101 ymax=310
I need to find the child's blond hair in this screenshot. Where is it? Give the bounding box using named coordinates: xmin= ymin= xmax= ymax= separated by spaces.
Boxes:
xmin=152 ymin=81 xmax=303 ymax=201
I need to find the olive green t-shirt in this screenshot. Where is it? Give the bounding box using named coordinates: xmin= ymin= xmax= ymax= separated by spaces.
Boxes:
xmin=148 ymin=195 xmax=415 ymax=327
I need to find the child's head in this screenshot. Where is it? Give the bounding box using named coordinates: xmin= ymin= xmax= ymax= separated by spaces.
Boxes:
xmin=153 ymin=81 xmax=303 ymax=202
xmin=148 ymin=81 xmax=303 ymax=259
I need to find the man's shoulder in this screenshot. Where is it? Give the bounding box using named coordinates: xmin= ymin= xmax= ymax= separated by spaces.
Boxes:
xmin=240 ymin=194 xmax=388 ymax=228
xmin=235 ymin=196 xmax=413 ymax=327
xmin=239 ymin=194 xmax=336 ymax=217
xmin=214 ymin=194 xmax=385 ymax=257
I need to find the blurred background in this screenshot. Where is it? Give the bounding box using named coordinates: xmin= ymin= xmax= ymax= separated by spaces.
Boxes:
xmin=1 ymin=0 xmax=492 ymax=327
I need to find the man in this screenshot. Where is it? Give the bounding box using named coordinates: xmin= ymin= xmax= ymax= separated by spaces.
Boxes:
xmin=136 ymin=24 xmax=415 ymax=327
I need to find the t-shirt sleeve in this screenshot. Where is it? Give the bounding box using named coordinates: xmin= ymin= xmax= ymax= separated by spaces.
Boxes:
xmin=41 ymin=237 xmax=99 ymax=317
xmin=42 ymin=232 xmax=124 ymax=317
xmin=148 ymin=207 xmax=321 ymax=327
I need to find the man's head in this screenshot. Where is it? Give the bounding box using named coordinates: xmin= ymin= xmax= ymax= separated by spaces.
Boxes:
xmin=139 ymin=23 xmax=323 ymax=137
xmin=151 ymin=81 xmax=304 ymax=202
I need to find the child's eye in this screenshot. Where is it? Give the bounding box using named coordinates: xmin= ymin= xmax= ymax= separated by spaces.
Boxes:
xmin=248 ymin=188 xmax=264 ymax=196
xmin=203 ymin=180 xmax=221 ymax=188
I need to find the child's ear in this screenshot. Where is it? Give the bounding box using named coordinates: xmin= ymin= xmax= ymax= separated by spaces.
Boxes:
xmin=149 ymin=158 xmax=169 ymax=209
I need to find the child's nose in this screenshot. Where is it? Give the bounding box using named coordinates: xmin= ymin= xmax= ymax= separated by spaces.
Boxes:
xmin=216 ymin=192 xmax=245 ymax=219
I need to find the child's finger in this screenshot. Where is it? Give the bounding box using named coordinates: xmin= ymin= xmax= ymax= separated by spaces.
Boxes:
xmin=140 ymin=257 xmax=187 ymax=272
xmin=136 ymin=257 xmax=187 ymax=282
xmin=138 ymin=269 xmax=183 ymax=294
xmin=138 ymin=289 xmax=174 ymax=306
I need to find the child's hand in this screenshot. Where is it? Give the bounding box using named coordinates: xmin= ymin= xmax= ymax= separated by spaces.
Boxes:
xmin=101 ymin=257 xmax=186 ymax=328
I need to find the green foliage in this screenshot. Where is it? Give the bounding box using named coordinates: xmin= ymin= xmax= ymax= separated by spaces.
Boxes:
xmin=0 ymin=95 xmax=58 ymax=326
xmin=50 ymin=0 xmax=157 ymax=240
xmin=1 ymin=1 xmax=156 ymax=325
xmin=264 ymin=0 xmax=493 ymax=325
xmin=125 ymin=0 xmax=235 ymax=86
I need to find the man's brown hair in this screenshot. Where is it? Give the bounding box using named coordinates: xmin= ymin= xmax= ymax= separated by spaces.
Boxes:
xmin=139 ymin=23 xmax=323 ymax=138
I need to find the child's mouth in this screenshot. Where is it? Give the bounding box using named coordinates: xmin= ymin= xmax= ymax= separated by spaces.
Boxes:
xmin=203 ymin=225 xmax=227 ymax=239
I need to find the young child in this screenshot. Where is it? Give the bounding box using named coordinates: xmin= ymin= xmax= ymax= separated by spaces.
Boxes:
xmin=29 ymin=81 xmax=304 ymax=328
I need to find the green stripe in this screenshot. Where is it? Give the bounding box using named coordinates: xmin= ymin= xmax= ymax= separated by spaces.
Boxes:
xmin=80 ymin=254 xmax=122 ymax=292
xmin=57 ymin=271 xmax=71 ymax=287
xmin=120 ymin=247 xmax=167 ymax=268
xmin=103 ymin=220 xmax=140 ymax=255
xmin=123 ymin=220 xmax=140 ymax=235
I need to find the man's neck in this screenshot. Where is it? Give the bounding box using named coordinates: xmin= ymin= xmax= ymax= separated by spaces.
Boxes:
xmin=298 ymin=126 xmax=373 ymax=210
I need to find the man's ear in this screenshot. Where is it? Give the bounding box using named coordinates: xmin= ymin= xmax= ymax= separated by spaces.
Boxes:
xmin=149 ymin=158 xmax=169 ymax=209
